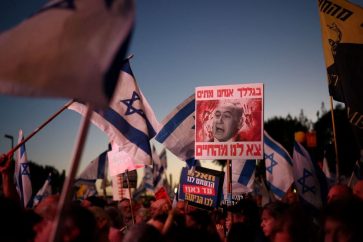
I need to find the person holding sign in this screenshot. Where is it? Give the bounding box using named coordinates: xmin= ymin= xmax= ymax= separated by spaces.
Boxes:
xmin=211 ymin=100 xmax=245 ymax=142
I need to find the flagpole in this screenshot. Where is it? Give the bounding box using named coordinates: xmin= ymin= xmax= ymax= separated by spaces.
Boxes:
xmin=329 ymin=96 xmax=340 ymax=183
xmin=226 ymin=159 xmax=232 ymax=206
xmin=3 ymin=100 xmax=74 ymax=160
xmin=49 ymin=104 xmax=93 ymax=242
xmin=125 ymin=170 xmax=135 ymax=225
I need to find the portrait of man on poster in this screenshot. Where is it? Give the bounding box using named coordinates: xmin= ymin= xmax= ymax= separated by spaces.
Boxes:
xmin=212 ymin=100 xmax=243 ymax=142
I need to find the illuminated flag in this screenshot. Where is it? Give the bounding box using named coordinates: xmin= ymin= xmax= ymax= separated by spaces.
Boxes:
xmin=0 ymin=0 xmax=134 ymax=108
xmin=264 ymin=131 xmax=294 ymax=200
xmin=318 ymin=0 xmax=363 ymax=146
xmin=292 ymin=142 xmax=322 ymax=209
xmin=75 ymin=150 xmax=108 ymax=186
xmin=222 ymin=159 xmax=256 ymax=198
xmin=155 ymin=94 xmax=195 ymax=162
xmin=33 ymin=173 xmax=52 ymax=208
xmin=69 ymin=59 xmax=160 ymax=167
xmin=15 ymin=129 xmax=32 ymax=208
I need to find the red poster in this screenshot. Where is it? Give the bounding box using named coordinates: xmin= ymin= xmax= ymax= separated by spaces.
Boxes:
xmin=195 ymin=83 xmax=264 ymax=160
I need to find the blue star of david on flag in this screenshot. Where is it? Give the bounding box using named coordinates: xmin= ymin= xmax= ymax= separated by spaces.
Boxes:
xmin=265 ymin=153 xmax=278 ymax=174
xmin=21 ymin=163 xmax=31 ymax=176
xmin=121 ymin=91 xmax=146 ymax=117
xmin=297 ymin=168 xmax=316 ymax=194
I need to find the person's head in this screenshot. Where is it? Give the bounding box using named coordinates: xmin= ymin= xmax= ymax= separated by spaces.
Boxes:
xmin=212 ymin=101 xmax=243 ymax=142
xmin=274 ymin=204 xmax=316 ymax=242
xmin=226 ymin=198 xmax=259 ymax=231
xmin=34 ymin=194 xmax=59 ymax=221
xmin=322 ymin=197 xmax=363 ymax=242
xmin=123 ymin=223 xmax=164 ymax=242
xmin=353 ymin=180 xmax=363 ymax=200
xmin=227 ymin=222 xmax=255 ymax=242
xmin=327 ymin=184 xmax=352 ymax=203
xmin=175 ymin=200 xmax=186 ymax=215
xmin=150 ymin=198 xmax=171 ymax=217
xmin=81 ymin=196 xmax=106 ymax=209
xmin=88 ymin=206 xmax=111 ymax=234
xmin=34 ymin=203 xmax=98 ymax=242
xmin=118 ymin=198 xmax=132 ymax=217
xmin=260 ymin=201 xmax=288 ymax=239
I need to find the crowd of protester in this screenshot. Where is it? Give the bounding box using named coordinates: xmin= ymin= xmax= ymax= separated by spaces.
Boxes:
xmin=1 ymin=154 xmax=363 ymax=242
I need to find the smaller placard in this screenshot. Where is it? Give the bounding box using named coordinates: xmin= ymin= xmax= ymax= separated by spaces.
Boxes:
xmin=178 ymin=166 xmax=224 ymax=210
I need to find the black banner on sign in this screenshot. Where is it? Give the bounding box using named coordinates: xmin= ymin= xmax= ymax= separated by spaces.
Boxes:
xmin=120 ymin=170 xmax=138 ymax=188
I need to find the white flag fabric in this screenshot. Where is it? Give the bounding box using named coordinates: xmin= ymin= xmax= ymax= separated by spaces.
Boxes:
xmin=155 ymin=94 xmax=195 ymax=162
xmin=223 ymin=159 xmax=256 ymax=198
xmin=0 ymin=0 xmax=134 ymax=108
xmin=107 ymin=142 xmax=145 ymax=176
xmin=15 ymin=129 xmax=33 ymax=208
xmin=75 ymin=150 xmax=108 ymax=186
xmin=69 ymin=59 xmax=160 ymax=167
xmin=322 ymin=156 xmax=333 ymax=180
xmin=33 ymin=173 xmax=52 ymax=208
xmin=292 ymin=142 xmax=322 ymax=209
xmin=264 ymin=131 xmax=294 ymax=200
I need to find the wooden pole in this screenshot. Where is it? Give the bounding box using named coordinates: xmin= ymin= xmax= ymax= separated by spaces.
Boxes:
xmin=3 ymin=100 xmax=74 ymax=159
xmin=125 ymin=170 xmax=135 ymax=225
xmin=329 ymin=96 xmax=340 ymax=183
xmin=226 ymin=159 xmax=232 ymax=206
xmin=49 ymin=104 xmax=93 ymax=242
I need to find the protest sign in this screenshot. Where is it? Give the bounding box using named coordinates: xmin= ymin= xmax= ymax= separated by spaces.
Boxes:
xmin=195 ymin=83 xmax=264 ymax=160
xmin=178 ymin=166 xmax=224 ymax=209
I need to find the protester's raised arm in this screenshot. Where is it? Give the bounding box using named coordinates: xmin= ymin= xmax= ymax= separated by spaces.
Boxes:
xmin=0 ymin=153 xmax=20 ymax=203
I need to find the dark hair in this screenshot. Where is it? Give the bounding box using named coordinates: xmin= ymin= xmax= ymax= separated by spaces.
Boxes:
xmin=123 ymin=223 xmax=164 ymax=242
xmin=262 ymin=201 xmax=289 ymax=219
xmin=64 ymin=203 xmax=98 ymax=242
xmin=86 ymin=196 xmax=106 ymax=209
xmin=322 ymin=197 xmax=363 ymax=242
xmin=227 ymin=222 xmax=255 ymax=242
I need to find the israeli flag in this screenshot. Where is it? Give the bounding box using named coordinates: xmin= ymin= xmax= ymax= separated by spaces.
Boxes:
xmin=15 ymin=129 xmax=33 ymax=208
xmin=223 ymin=159 xmax=256 ymax=198
xmin=33 ymin=173 xmax=52 ymax=208
xmin=264 ymin=131 xmax=294 ymax=200
xmin=292 ymin=141 xmax=322 ymax=209
xmin=69 ymin=59 xmax=160 ymax=167
xmin=0 ymin=0 xmax=134 ymax=108
xmin=74 ymin=150 xmax=108 ymax=186
xmin=155 ymin=94 xmax=195 ymax=162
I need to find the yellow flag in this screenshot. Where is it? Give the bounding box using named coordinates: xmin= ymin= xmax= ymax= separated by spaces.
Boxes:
xmin=318 ymin=0 xmax=363 ymax=146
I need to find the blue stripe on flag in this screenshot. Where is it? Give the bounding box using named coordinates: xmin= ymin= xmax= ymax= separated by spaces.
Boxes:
xmin=238 ymin=160 xmax=256 ymax=186
xmin=121 ymin=59 xmax=134 ymax=78
xmin=20 ymin=143 xmax=26 ymax=157
xmin=294 ymin=142 xmax=306 ymax=158
xmin=266 ymin=181 xmax=285 ymax=199
xmin=97 ymin=151 xmax=107 ymax=179
xmin=18 ymin=169 xmax=24 ymax=204
xmin=186 ymin=158 xmax=196 ymax=168
xmin=264 ymin=134 xmax=293 ymax=165
xmin=155 ymin=98 xmax=195 ymax=143
xmin=100 ymin=108 xmax=152 ymax=155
